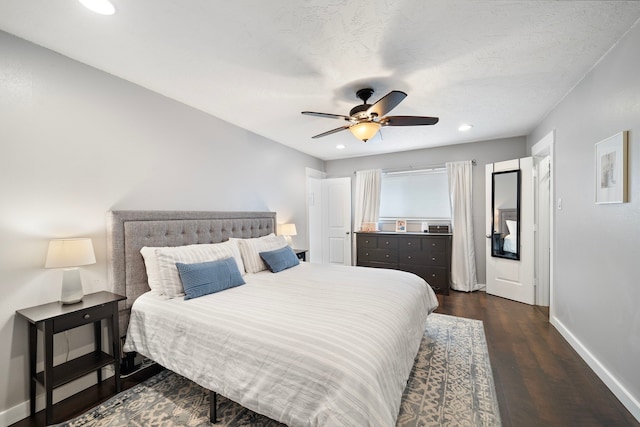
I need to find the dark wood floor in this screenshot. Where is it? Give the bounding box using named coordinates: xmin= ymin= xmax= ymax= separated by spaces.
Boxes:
xmin=435 ymin=291 xmax=638 ymax=427
xmin=11 ymin=291 xmax=638 ymax=427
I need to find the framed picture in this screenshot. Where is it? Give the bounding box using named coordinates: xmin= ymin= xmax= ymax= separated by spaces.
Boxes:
xmin=595 ymin=131 xmax=628 ymax=204
xmin=395 ymin=219 xmax=407 ymax=232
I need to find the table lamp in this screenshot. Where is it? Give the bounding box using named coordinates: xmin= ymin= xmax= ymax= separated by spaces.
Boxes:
xmin=45 ymin=238 xmax=96 ymax=304
xmin=278 ymin=223 xmax=297 ymax=246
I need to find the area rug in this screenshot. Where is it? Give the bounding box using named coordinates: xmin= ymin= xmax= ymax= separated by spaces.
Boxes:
xmin=55 ymin=314 xmax=500 ymax=427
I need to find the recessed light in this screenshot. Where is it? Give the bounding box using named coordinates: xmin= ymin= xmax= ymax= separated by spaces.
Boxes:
xmin=336 ymin=144 xmax=345 ymax=150
xmin=458 ymin=124 xmax=473 ymax=132
xmin=79 ymin=0 xmax=115 ymax=15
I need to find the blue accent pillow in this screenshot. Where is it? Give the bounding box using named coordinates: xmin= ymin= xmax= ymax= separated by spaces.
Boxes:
xmin=176 ymin=257 xmax=245 ymax=300
xmin=259 ymin=246 xmax=300 ymax=273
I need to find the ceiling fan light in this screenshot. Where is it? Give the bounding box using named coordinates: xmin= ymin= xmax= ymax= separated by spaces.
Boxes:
xmin=349 ymin=122 xmax=381 ymax=142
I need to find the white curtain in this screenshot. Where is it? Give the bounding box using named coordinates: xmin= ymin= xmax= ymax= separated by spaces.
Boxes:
xmin=353 ymin=169 xmax=382 ymax=265
xmin=446 ymin=161 xmax=479 ymax=291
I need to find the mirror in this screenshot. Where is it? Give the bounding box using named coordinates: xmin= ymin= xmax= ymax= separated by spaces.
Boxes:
xmin=491 ymin=170 xmax=521 ymax=260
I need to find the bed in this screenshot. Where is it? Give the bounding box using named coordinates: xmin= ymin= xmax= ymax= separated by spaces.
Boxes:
xmin=107 ymin=210 xmax=439 ymax=427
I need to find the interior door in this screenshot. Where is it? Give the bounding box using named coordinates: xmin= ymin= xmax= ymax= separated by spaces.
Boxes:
xmin=321 ymin=177 xmax=352 ymax=265
xmin=485 ymin=158 xmax=535 ymax=304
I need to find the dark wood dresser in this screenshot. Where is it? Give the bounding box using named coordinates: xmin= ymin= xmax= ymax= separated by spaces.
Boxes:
xmin=356 ymin=232 xmax=452 ymax=295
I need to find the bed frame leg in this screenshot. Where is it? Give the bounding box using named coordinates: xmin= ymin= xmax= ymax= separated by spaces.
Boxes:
xmin=210 ymin=391 xmax=217 ymax=423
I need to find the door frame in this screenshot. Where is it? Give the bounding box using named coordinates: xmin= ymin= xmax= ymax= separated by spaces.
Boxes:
xmin=531 ymin=131 xmax=555 ymax=314
xmin=485 ymin=158 xmax=535 ymax=305
xmin=306 ymin=168 xmax=326 ymax=263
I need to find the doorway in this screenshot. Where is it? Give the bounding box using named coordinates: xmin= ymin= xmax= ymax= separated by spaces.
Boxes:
xmin=306 ymin=169 xmax=352 ymax=265
xmin=531 ymin=131 xmax=555 ymax=312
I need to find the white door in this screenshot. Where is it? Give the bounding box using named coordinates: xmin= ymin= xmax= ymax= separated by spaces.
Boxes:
xmin=321 ymin=177 xmax=352 ymax=265
xmin=485 ymin=158 xmax=535 ymax=304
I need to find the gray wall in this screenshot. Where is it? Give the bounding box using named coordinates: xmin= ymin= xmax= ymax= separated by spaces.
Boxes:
xmin=325 ymin=137 xmax=528 ymax=285
xmin=0 ymin=30 xmax=323 ymax=422
xmin=528 ymin=21 xmax=640 ymax=415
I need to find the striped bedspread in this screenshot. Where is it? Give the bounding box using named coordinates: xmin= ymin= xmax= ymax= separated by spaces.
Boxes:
xmin=124 ymin=262 xmax=438 ymax=427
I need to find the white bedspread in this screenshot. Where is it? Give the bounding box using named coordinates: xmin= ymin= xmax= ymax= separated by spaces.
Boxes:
xmin=124 ymin=262 xmax=438 ymax=427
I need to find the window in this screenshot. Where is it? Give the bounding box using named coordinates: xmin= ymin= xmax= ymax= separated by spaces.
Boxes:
xmin=379 ymin=169 xmax=451 ymax=219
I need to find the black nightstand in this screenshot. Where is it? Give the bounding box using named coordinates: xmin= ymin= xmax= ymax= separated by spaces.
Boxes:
xmin=293 ymin=249 xmax=307 ymax=262
xmin=16 ymin=291 xmax=126 ymax=425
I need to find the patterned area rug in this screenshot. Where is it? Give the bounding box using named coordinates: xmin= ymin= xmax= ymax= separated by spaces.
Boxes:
xmin=56 ymin=314 xmax=500 ymax=427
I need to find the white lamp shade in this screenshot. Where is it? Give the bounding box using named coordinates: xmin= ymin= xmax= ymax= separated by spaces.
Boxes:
xmin=45 ymin=238 xmax=96 ymax=268
xmin=278 ymin=223 xmax=297 ymax=236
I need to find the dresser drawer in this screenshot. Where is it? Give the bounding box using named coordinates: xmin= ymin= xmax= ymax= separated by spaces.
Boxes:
xmin=422 ymin=237 xmax=448 ymax=252
xmin=400 ymin=265 xmax=449 ymax=291
xmin=398 ymin=251 xmax=447 ymax=267
xmin=53 ymin=304 xmax=113 ymax=333
xmin=398 ymin=237 xmax=422 ymax=251
xmin=376 ymin=237 xmax=398 ymax=250
xmin=358 ymin=235 xmax=377 ymax=248
xmin=358 ymin=248 xmax=396 ymax=263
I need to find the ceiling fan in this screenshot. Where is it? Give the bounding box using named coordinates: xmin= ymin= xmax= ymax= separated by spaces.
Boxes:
xmin=301 ymin=88 xmax=439 ymax=142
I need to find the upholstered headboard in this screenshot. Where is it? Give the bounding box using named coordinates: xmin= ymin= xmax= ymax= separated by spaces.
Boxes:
xmin=106 ymin=210 xmax=277 ymax=335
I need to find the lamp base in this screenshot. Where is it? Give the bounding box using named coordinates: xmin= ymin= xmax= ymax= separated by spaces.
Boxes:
xmin=60 ymin=268 xmax=84 ymax=305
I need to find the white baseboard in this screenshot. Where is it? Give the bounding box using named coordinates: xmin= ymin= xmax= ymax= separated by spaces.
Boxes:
xmin=0 ymin=368 xmax=115 ymax=426
xmin=550 ymin=315 xmax=640 ymax=423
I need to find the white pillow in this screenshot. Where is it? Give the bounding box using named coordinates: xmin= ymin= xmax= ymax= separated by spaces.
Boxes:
xmin=234 ymin=234 xmax=288 ymax=274
xmin=505 ymin=220 xmax=517 ymax=234
xmin=140 ymin=246 xmax=163 ymax=292
xmin=144 ymin=240 xmax=245 ymax=298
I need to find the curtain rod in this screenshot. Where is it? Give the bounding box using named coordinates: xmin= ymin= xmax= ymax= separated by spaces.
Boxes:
xmin=353 ymin=159 xmax=476 ymax=175
xmin=382 ymin=159 xmax=476 ymax=174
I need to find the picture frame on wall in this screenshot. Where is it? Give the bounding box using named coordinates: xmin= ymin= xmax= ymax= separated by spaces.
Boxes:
xmin=395 ymin=219 xmax=407 ymax=232
xmin=595 ymin=131 xmax=628 ymax=204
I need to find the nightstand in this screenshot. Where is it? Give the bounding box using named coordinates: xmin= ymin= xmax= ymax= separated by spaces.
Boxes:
xmin=16 ymin=291 xmax=126 ymax=425
xmin=293 ymin=249 xmax=307 ymax=262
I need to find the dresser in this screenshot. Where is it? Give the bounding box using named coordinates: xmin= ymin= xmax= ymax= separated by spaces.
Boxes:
xmin=356 ymin=232 xmax=452 ymax=295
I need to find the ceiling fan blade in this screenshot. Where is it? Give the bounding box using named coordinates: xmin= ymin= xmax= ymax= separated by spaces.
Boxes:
xmin=302 ymin=111 xmax=351 ymax=121
xmin=367 ymin=90 xmax=407 ymax=117
xmin=381 ymin=115 xmax=439 ymax=126
xmin=311 ymin=125 xmax=351 ymax=139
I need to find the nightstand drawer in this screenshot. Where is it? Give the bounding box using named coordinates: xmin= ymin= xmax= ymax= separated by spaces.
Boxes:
xmin=53 ymin=304 xmax=113 ymax=333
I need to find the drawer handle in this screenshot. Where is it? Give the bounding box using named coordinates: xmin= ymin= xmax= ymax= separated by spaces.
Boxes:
xmin=385 ymin=241 xmax=389 ymax=245
xmin=432 ymin=274 xmax=437 ymax=277
xmin=407 ymin=242 xmax=412 ymax=245
xmin=432 ymin=243 xmax=436 ymax=246
xmin=83 ymin=314 xmax=90 ymax=320
xmin=407 ymin=256 xmax=412 ymax=259
xmin=365 ymin=240 xmax=369 ymax=243
xmin=432 ymin=257 xmax=436 ymax=261
xmin=385 ymin=254 xmax=390 ymax=258
xmin=365 ymin=252 xmax=369 ymax=256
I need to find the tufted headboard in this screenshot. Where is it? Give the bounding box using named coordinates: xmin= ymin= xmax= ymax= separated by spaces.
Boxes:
xmin=106 ymin=210 xmax=276 ymax=335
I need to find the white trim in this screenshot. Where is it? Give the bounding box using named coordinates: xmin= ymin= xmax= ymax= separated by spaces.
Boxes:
xmin=551 ymin=316 xmax=640 ymax=422
xmin=0 ymin=369 xmax=115 ymax=426
xmin=530 ymin=130 xmax=555 ymax=315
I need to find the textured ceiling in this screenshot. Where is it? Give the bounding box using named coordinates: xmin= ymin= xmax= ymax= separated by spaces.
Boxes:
xmin=1 ymin=1 xmax=639 ymax=160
